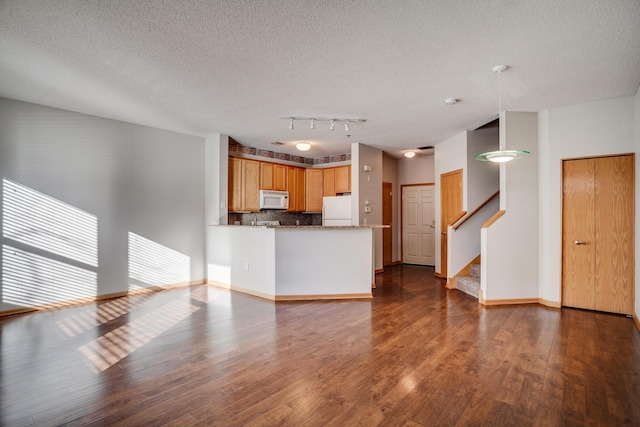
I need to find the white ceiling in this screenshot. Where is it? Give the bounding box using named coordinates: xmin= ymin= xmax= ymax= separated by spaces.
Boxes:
xmin=1 ymin=1 xmax=639 ymax=158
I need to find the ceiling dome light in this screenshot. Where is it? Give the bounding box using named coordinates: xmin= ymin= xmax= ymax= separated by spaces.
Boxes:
xmin=296 ymin=142 xmax=311 ymax=151
xmin=404 ymin=151 xmax=416 ymax=158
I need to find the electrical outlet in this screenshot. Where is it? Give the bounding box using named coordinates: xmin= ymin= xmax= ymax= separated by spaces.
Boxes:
xmin=364 ymin=206 xmax=371 ymax=213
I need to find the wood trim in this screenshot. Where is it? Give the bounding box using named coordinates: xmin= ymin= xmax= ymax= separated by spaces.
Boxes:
xmin=453 ymin=191 xmax=499 ymax=230
xmin=538 ymin=298 xmax=562 ymax=308
xmin=482 ymin=210 xmax=505 ymax=228
xmin=479 ymin=289 xmax=485 ymax=304
xmin=450 ymin=210 xmax=467 ymax=226
xmin=375 ymin=268 xmax=385 ymax=274
xmin=480 ymin=297 xmax=540 ymax=306
xmin=634 ymin=313 xmax=640 ymax=334
xmin=434 ymin=272 xmax=445 ymax=279
xmin=560 ymin=152 xmax=635 ymax=162
xmin=401 ymin=182 xmax=435 ymax=187
xmin=275 ymin=293 xmax=372 ymax=301
xmin=452 ymin=254 xmax=481 ymax=280
xmin=446 ymin=277 xmax=456 ymax=289
xmin=0 ymin=280 xmax=204 ymax=318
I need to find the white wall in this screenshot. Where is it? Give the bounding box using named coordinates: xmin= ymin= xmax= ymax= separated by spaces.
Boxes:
xmin=538 ymin=96 xmax=636 ymax=304
xmin=466 ymin=127 xmax=500 ymax=209
xmin=434 ymin=131 xmax=467 ymax=273
xmin=399 ymin=154 xmax=435 ymax=185
xmin=382 ymin=153 xmax=400 ymax=263
xmin=0 ymin=98 xmax=206 ymax=311
xmin=352 ymin=143 xmax=384 ymax=270
xmin=482 ymin=112 xmax=538 ymax=300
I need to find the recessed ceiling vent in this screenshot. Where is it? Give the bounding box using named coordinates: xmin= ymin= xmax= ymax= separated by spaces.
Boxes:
xmin=271 ymin=141 xmax=285 ymax=146
xmin=417 ymin=145 xmax=434 ymax=150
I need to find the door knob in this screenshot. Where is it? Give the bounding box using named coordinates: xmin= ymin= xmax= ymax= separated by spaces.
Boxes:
xmin=575 ymin=240 xmax=587 ymax=245
xmin=441 ymin=232 xmax=446 ymax=236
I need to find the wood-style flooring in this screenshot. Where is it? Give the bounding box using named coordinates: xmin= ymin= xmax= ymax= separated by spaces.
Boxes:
xmin=1 ymin=265 xmax=639 ymax=426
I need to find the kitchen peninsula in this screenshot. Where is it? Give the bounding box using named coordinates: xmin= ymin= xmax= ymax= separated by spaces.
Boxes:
xmin=207 ymin=225 xmax=386 ymax=301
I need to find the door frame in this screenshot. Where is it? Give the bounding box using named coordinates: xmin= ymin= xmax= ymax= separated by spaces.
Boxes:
xmin=400 ymin=183 xmax=435 ymax=264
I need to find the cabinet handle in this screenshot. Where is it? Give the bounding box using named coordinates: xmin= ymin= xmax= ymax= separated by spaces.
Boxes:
xmin=575 ymin=240 xmax=587 ymax=245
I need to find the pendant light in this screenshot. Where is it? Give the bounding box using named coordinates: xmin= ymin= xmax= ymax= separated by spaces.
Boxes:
xmin=475 ymin=65 xmax=530 ymax=163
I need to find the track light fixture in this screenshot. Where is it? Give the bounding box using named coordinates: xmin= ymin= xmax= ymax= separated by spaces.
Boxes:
xmin=281 ymin=117 xmax=366 ymax=132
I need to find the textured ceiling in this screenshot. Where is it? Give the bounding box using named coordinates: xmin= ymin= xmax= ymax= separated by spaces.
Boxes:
xmin=1 ymin=0 xmax=639 ymax=158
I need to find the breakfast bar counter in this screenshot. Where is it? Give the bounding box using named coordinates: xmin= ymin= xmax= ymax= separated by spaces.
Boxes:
xmin=206 ymin=225 xmax=386 ymax=301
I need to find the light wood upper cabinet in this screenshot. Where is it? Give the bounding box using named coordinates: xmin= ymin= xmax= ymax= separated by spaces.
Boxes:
xmin=306 ymin=169 xmax=324 ymax=212
xmin=228 ymin=158 xmax=242 ymax=212
xmin=260 ymin=162 xmax=274 ymax=190
xmin=287 ymin=166 xmax=306 ymax=212
xmin=260 ymin=162 xmax=287 ymax=191
xmin=335 ymin=165 xmax=351 ymax=193
xmin=323 ymin=168 xmax=336 ymax=197
xmin=228 ymin=158 xmax=260 ymax=212
xmin=274 ymin=164 xmax=287 ymax=191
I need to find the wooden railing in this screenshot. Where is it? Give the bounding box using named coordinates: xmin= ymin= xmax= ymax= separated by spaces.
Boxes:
xmin=452 ymin=191 xmax=499 ymax=231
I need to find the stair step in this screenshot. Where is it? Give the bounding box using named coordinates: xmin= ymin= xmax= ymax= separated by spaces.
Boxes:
xmin=456 ymin=275 xmax=480 ymax=299
xmin=470 ymin=263 xmax=481 ymax=278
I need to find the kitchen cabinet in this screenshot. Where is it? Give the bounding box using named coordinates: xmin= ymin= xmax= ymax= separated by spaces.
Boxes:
xmin=323 ymin=168 xmax=336 ymax=196
xmin=260 ymin=162 xmax=274 ymax=190
xmin=228 ymin=158 xmax=260 ymax=212
xmin=287 ymin=167 xmax=306 ymax=212
xmin=274 ymin=164 xmax=287 ymax=191
xmin=335 ymin=165 xmax=351 ymax=193
xmin=305 ymin=168 xmax=324 ymax=212
xmin=260 ymin=162 xmax=287 ymax=191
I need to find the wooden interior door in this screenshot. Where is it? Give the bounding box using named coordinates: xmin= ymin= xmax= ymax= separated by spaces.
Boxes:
xmin=562 ymin=155 xmax=634 ymax=315
xmin=402 ymin=185 xmax=435 ymax=265
xmin=440 ymin=170 xmax=463 ymax=277
xmin=382 ymin=182 xmax=392 ymax=266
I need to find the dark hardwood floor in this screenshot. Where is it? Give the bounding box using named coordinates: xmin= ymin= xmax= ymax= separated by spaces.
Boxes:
xmin=1 ymin=264 xmax=639 ymax=426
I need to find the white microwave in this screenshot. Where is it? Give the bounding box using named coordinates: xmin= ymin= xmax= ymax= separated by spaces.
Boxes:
xmin=259 ymin=190 xmax=289 ymax=210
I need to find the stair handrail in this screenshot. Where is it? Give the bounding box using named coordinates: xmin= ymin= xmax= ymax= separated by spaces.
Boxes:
xmin=452 ymin=191 xmax=499 ymax=231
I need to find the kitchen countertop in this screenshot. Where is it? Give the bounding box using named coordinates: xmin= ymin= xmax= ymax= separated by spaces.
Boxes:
xmin=209 ymin=224 xmax=389 ymax=229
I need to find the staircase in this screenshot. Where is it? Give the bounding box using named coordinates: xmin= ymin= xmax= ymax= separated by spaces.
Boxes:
xmin=456 ymin=263 xmax=480 ymax=298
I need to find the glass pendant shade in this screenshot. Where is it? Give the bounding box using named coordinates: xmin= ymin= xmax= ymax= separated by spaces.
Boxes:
xmin=475 ymin=149 xmax=530 ymax=163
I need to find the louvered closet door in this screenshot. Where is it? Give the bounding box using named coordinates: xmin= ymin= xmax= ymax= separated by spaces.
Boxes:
xmin=562 ymin=155 xmax=634 ymax=315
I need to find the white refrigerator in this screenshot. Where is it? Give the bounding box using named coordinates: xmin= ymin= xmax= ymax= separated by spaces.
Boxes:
xmin=322 ymin=195 xmax=352 ymax=226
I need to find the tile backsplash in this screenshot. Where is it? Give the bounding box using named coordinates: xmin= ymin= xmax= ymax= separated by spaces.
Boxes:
xmin=229 ymin=211 xmax=322 ymax=226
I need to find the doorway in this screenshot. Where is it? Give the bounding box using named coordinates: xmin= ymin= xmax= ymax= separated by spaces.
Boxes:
xmin=562 ymin=154 xmax=634 ymax=315
xmin=402 ymin=184 xmax=435 ymax=265
xmin=439 ymin=169 xmax=463 ymax=277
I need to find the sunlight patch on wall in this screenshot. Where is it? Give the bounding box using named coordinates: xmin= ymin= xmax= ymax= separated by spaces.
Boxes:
xmin=78 ymin=299 xmax=199 ymax=372
xmin=207 ymin=263 xmax=231 ymax=285
xmin=2 ymin=178 xmax=98 ymax=267
xmin=56 ymin=294 xmax=152 ymax=338
xmin=128 ymin=232 xmax=190 ymax=289
xmin=2 ymin=245 xmax=97 ymax=306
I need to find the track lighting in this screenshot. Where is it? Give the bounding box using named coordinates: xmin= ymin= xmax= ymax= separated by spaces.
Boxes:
xmin=282 ymin=117 xmax=366 ymax=132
